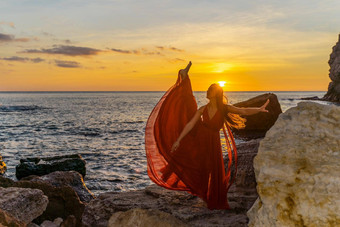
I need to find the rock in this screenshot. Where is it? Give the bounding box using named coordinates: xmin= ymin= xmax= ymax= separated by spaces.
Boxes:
xmin=27 ymin=223 xmax=40 ymax=227
xmin=0 ymin=186 xmax=48 ymax=224
xmin=226 ymin=138 xmax=262 ymax=196
xmin=0 ymin=174 xmax=85 ymax=227
xmin=40 ymin=220 xmax=59 ymax=227
xmin=0 ymin=207 xmax=26 ymax=227
xmin=323 ymin=34 xmax=340 ymax=102
xmin=107 ymin=208 xmax=189 ymax=227
xmin=82 ymin=183 xmax=252 ymax=227
xmin=21 ymin=170 xmax=95 ymax=203
xmin=247 ymin=102 xmax=340 ymax=226
xmin=301 ymin=96 xmax=320 ymax=100
xmin=16 ymin=153 xmax=86 ymax=180
xmin=40 ymin=217 xmax=63 ymax=227
xmin=0 ymin=152 xmax=7 ymax=175
xmin=232 ymin=93 xmax=282 ymax=140
xmin=61 ymin=215 xmax=77 ymax=227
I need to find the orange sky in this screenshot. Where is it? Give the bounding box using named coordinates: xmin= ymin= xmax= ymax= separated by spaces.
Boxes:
xmin=0 ymin=1 xmax=339 ymax=91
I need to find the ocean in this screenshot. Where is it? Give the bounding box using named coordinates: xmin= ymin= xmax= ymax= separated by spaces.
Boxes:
xmin=0 ymin=91 xmax=329 ymax=196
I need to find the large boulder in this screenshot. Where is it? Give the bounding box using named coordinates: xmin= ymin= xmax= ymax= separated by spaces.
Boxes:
xmin=232 ymin=93 xmax=282 ymax=140
xmin=323 ymin=34 xmax=340 ymax=102
xmin=247 ymin=102 xmax=340 ymax=226
xmin=0 ymin=152 xmax=6 ymax=175
xmin=0 ymin=172 xmax=86 ymax=227
xmin=16 ymin=153 xmax=86 ymax=180
xmin=107 ymin=208 xmax=188 ymax=227
xmin=21 ymin=170 xmax=95 ymax=203
xmin=0 ymin=186 xmax=48 ymax=224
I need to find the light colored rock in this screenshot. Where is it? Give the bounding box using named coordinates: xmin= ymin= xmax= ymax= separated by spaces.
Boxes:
xmin=247 ymin=102 xmax=340 ymax=227
xmin=0 ymin=186 xmax=48 ymax=224
xmin=108 ymin=208 xmax=188 ymax=227
xmin=40 ymin=219 xmax=59 ymax=227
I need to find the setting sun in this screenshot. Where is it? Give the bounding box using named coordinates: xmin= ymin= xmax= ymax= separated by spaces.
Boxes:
xmin=218 ymin=81 xmax=226 ymax=87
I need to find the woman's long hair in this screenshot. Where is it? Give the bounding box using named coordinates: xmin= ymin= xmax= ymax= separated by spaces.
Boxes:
xmin=210 ymin=84 xmax=246 ymax=130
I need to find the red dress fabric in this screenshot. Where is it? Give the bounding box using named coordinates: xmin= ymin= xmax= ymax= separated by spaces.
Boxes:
xmin=145 ymin=70 xmax=238 ymax=210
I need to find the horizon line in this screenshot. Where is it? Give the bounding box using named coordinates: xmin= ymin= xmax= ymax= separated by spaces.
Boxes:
xmin=0 ymin=90 xmax=328 ymax=93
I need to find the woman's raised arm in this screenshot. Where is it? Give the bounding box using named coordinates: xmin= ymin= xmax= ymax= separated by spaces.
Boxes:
xmin=226 ymin=99 xmax=270 ymax=115
xmin=179 ymin=61 xmax=192 ymax=80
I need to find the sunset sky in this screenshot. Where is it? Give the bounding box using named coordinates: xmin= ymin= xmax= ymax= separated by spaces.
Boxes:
xmin=0 ymin=0 xmax=339 ymax=91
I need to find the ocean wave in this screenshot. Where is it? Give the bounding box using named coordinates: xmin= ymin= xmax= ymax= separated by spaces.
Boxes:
xmin=0 ymin=105 xmax=49 ymax=112
xmin=110 ymin=129 xmax=139 ymax=134
xmin=122 ymin=120 xmax=144 ymax=124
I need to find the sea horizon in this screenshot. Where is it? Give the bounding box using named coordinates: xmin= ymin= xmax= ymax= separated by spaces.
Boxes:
xmin=0 ymin=90 xmax=328 ymax=93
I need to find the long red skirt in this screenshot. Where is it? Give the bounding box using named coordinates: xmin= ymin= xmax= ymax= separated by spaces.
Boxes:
xmin=145 ymin=70 xmax=237 ymax=210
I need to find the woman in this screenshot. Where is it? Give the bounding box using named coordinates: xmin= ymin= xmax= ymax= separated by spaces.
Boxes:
xmin=145 ymin=61 xmax=269 ymax=210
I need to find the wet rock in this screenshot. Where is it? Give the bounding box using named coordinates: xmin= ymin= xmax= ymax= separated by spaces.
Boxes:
xmin=15 ymin=153 xmax=86 ymax=180
xmin=226 ymin=138 xmax=262 ymax=195
xmin=82 ymin=183 xmax=253 ymax=227
xmin=0 ymin=152 xmax=7 ymax=175
xmin=0 ymin=207 xmax=26 ymax=227
xmin=247 ymin=102 xmax=340 ymax=226
xmin=107 ymin=208 xmax=189 ymax=227
xmin=232 ymin=93 xmax=282 ymax=140
xmin=0 ymin=186 xmax=48 ymax=224
xmin=301 ymin=95 xmax=321 ymax=100
xmin=0 ymin=174 xmax=85 ymax=227
xmin=323 ymin=34 xmax=340 ymax=102
xmin=21 ymin=170 xmax=95 ymax=203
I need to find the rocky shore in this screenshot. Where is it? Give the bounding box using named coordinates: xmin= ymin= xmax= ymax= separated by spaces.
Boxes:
xmin=1 ymin=97 xmax=339 ymax=226
xmin=0 ymin=136 xmax=262 ymax=227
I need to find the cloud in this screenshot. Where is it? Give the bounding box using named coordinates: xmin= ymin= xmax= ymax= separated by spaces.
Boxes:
xmin=1 ymin=56 xmax=28 ymax=62
xmin=111 ymin=47 xmax=163 ymax=56
xmin=22 ymin=45 xmax=101 ymax=56
xmin=156 ymin=46 xmax=184 ymax=52
xmin=0 ymin=56 xmax=44 ymax=63
xmin=54 ymin=60 xmax=81 ymax=68
xmin=0 ymin=33 xmax=30 ymax=42
xmin=0 ymin=21 xmax=15 ymax=28
xmin=167 ymin=58 xmax=186 ymax=63
xmin=111 ymin=48 xmax=139 ymax=54
xmin=31 ymin=57 xmax=44 ymax=63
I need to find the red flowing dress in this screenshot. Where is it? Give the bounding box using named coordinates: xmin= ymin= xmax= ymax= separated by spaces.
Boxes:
xmin=145 ymin=70 xmax=238 ymax=210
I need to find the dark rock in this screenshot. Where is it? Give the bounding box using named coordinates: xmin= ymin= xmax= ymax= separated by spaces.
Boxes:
xmin=301 ymin=96 xmax=321 ymax=100
xmin=61 ymin=215 xmax=77 ymax=227
xmin=0 ymin=186 xmax=48 ymax=224
xmin=225 ymin=138 xmax=262 ymax=196
xmin=323 ymin=34 xmax=340 ymax=103
xmin=0 ymin=153 xmax=7 ymax=175
xmin=82 ymin=183 xmax=256 ymax=227
xmin=16 ymin=153 xmax=86 ymax=180
xmin=0 ymin=174 xmax=85 ymax=227
xmin=21 ymin=170 xmax=95 ymax=203
xmin=232 ymin=93 xmax=282 ymax=140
